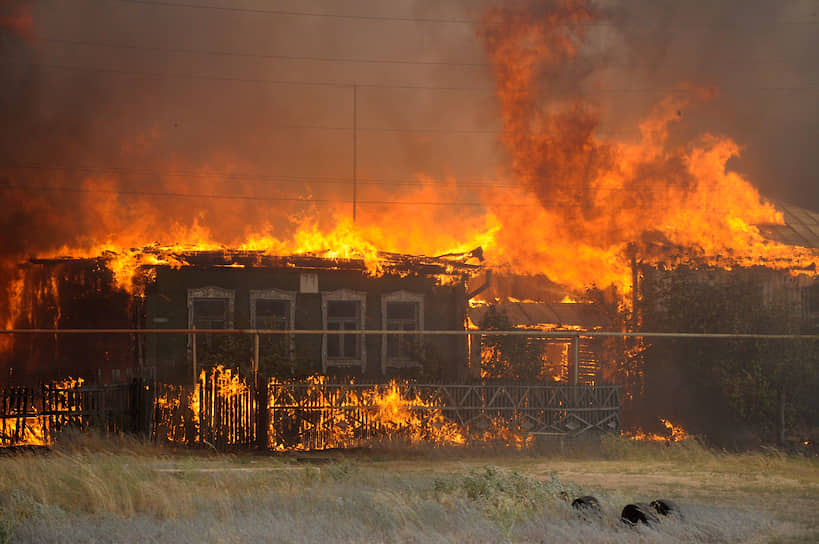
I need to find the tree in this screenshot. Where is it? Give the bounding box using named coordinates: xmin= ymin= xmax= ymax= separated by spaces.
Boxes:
xmin=638 ymin=266 xmax=819 ymax=445
xmin=478 ymin=306 xmax=560 ymax=382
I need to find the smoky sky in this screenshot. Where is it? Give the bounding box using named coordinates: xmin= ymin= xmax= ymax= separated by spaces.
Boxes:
xmin=0 ymin=0 xmax=817 ymax=262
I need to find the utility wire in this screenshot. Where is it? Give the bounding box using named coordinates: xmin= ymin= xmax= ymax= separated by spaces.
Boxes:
xmin=37 ymin=36 xmax=812 ymax=71
xmin=1 ymin=163 xmax=519 ymax=188
xmin=3 ymin=164 xmax=815 ymax=189
xmin=0 ymin=183 xmax=525 ymax=207
xmin=3 ymin=179 xmax=784 ymax=207
xmin=7 ymin=60 xmax=818 ymax=94
xmin=111 ymin=0 xmax=819 ymax=27
xmin=37 ymin=37 xmax=488 ymax=68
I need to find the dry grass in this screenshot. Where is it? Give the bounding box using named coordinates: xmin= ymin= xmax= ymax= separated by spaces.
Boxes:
xmin=0 ymin=433 xmax=816 ymax=543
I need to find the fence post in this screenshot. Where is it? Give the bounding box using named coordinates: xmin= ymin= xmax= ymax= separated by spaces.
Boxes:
xmin=191 ymin=328 xmax=197 ymax=388
xmin=572 ymin=334 xmax=580 ymax=385
xmin=253 ymin=333 xmax=259 ymax=381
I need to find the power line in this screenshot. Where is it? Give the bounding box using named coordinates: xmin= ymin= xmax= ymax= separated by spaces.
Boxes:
xmin=4 ymin=178 xmax=789 ymax=208
xmin=38 ymin=36 xmax=814 ymax=72
xmin=0 ymin=183 xmax=523 ymax=208
xmin=7 ymin=60 xmax=487 ymax=91
xmin=3 ymin=163 xmax=815 ymax=190
xmin=38 ymin=36 xmax=818 ymax=73
xmin=38 ymin=37 xmax=487 ymax=68
xmin=7 ymin=60 xmax=818 ymax=94
xmin=1 ymin=163 xmax=521 ymax=189
xmin=111 ymin=0 xmax=819 ymax=27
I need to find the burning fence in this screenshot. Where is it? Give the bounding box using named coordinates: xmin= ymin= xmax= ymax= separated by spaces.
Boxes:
xmin=2 ymin=0 xmax=818 ymax=449
xmin=1 ymin=377 xmax=151 ymax=447
xmin=626 ymin=418 xmax=691 ymax=444
xmin=3 ymin=364 xmax=622 ymax=450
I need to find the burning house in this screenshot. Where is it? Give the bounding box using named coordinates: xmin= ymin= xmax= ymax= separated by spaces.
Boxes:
xmin=2 ymin=0 xmax=818 ymax=448
xmin=4 ymin=247 xmax=483 ymax=385
xmin=144 ymin=248 xmax=482 ymax=383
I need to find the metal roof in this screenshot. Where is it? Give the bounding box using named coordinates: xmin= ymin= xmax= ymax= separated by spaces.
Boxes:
xmin=757 ymin=203 xmax=819 ymax=249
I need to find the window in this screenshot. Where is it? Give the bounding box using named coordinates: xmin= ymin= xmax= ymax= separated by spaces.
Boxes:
xmin=327 ymin=301 xmax=360 ymax=358
xmin=187 ymin=287 xmax=235 ymax=363
xmin=803 ymin=283 xmax=819 ymax=327
xmin=321 ymin=290 xmax=366 ymax=372
xmin=381 ymin=291 xmax=424 ymax=372
xmin=256 ymin=299 xmax=290 ymax=329
xmin=250 ymin=289 xmax=296 ymax=369
xmin=193 ymin=299 xmax=229 ymax=330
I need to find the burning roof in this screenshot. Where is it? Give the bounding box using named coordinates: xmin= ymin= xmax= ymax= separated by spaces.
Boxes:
xmin=757 ymin=203 xmax=819 ymax=250
xmin=27 ymin=245 xmax=484 ymax=292
xmin=469 ymin=300 xmax=610 ymax=331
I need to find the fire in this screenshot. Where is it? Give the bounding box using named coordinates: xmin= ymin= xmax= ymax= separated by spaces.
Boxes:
xmin=1 ymin=0 xmax=816 ymax=328
xmin=476 ymin=3 xmax=819 ymax=293
xmin=0 ymin=376 xmax=85 ymax=447
xmin=0 ymin=1 xmax=34 ymax=42
xmin=268 ymin=378 xmax=466 ymax=450
xmin=627 ymin=418 xmax=691 ymax=443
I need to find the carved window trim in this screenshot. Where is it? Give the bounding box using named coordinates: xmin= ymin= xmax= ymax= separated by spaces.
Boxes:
xmin=250 ymin=289 xmax=296 ymax=362
xmin=381 ymin=291 xmax=424 ymax=373
xmin=187 ymin=286 xmax=235 ymax=349
xmin=321 ymin=289 xmax=367 ymax=373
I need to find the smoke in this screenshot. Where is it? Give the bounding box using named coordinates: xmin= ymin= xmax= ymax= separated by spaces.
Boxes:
xmin=0 ymin=0 xmax=32 ymax=42
xmin=0 ymin=0 xmax=816 ymax=318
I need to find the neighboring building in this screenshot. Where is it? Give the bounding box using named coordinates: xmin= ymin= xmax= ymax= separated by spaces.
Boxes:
xmin=466 ymin=272 xmax=612 ymax=384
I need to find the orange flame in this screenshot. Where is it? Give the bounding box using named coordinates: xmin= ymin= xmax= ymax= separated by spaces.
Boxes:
xmin=627 ymin=418 xmax=690 ymax=442
xmin=267 ymin=378 xmax=466 ymax=451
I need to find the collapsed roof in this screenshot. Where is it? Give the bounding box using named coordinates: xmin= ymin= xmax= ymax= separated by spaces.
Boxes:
xmin=29 ymin=246 xmax=485 ymax=278
xmin=757 ymin=202 xmax=819 ymax=250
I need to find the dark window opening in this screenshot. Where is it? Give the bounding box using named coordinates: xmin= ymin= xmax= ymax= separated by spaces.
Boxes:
xmin=193 ymin=299 xmax=228 ymax=330
xmin=327 ymin=300 xmax=360 ymax=359
xmin=256 ymin=300 xmax=290 ymax=330
xmin=191 ymin=298 xmax=231 ymax=365
xmin=386 ymin=301 xmax=419 ymax=360
xmin=255 ymin=299 xmax=291 ymax=367
xmin=808 ymin=284 xmax=819 ymax=315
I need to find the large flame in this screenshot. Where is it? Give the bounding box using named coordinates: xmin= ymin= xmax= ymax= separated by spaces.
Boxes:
xmin=1 ymin=0 xmax=817 ymax=341
xmin=476 ymin=2 xmax=817 ymax=290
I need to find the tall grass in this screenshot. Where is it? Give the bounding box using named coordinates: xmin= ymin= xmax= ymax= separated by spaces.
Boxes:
xmin=0 ymin=433 xmax=813 ymax=543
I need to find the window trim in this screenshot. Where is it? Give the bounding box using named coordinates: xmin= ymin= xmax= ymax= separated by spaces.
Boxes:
xmin=321 ymin=289 xmax=367 ymax=372
xmin=250 ymin=289 xmax=296 ymax=362
xmin=381 ymin=291 xmax=424 ymax=373
xmin=187 ymin=286 xmax=235 ymax=350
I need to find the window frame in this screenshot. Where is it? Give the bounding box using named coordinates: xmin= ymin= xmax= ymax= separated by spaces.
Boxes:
xmin=381 ymin=291 xmax=424 ymax=373
xmin=321 ymin=289 xmax=367 ymax=372
xmin=187 ymin=286 xmax=235 ymax=350
xmin=250 ymin=289 xmax=296 ymax=362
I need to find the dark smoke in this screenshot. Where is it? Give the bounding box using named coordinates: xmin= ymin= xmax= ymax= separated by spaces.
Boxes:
xmin=0 ymin=0 xmax=816 ymax=324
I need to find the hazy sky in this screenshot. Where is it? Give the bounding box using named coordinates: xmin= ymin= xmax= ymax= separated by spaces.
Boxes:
xmin=1 ymin=0 xmax=817 ymax=259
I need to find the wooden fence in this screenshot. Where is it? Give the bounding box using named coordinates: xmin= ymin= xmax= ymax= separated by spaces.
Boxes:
xmin=268 ymin=382 xmax=621 ymax=450
xmin=196 ymin=369 xmax=257 ymax=448
xmin=1 ymin=380 xmax=153 ymax=446
xmin=4 ymin=374 xmax=620 ymax=451
xmin=0 ymin=387 xmax=40 ymax=446
xmin=153 ymin=369 xmax=260 ymax=449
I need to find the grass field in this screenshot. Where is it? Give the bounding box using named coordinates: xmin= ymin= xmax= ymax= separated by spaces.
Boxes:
xmin=0 ymin=434 xmax=817 ymax=543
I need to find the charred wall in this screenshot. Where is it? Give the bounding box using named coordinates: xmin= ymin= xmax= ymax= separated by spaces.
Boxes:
xmin=2 ymin=260 xmax=134 ymax=385
xmin=144 ymin=266 xmax=468 ymax=384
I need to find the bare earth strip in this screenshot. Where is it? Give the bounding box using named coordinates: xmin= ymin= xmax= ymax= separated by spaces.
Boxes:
xmin=0 ymin=436 xmax=816 ymax=543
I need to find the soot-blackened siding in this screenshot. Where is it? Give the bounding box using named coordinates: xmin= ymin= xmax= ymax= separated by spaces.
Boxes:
xmin=143 ymin=267 xmax=469 ymax=384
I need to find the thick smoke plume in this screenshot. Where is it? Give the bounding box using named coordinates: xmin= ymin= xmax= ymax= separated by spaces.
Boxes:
xmin=1 ymin=0 xmax=817 ymax=335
